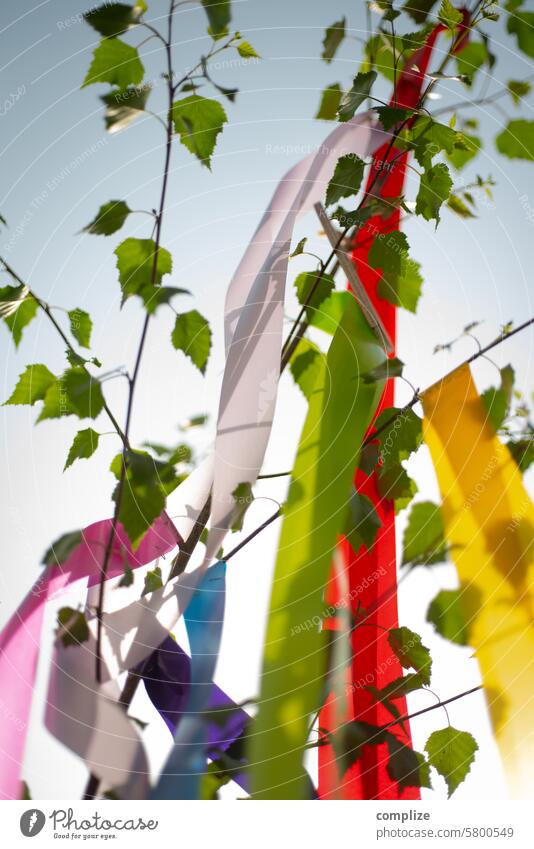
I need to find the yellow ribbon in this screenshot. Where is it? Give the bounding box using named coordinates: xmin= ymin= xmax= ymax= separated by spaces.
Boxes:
xmin=422 ymin=364 xmax=534 ymax=798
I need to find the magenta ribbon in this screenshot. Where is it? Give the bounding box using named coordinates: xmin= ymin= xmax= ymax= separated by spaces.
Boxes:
xmin=0 ymin=513 xmax=179 ymax=800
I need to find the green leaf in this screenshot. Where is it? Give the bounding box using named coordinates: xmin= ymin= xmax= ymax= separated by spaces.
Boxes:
xmin=68 ymin=309 xmax=92 ymax=349
xmin=410 ymin=117 xmax=467 ymax=169
xmin=425 ymin=727 xmax=478 ymax=797
xmin=496 ymin=120 xmax=534 ymax=161
xmin=447 ymin=193 xmax=476 ymax=218
xmin=64 ymin=428 xmax=100 ymax=471
xmin=375 ymin=672 xmax=425 ymax=700
xmin=111 ymin=450 xmax=178 ymax=548
xmin=481 ymin=387 xmax=507 ymax=431
xmin=402 ymin=501 xmax=447 ymax=566
xmin=306 ymin=290 xmax=352 ymax=335
xmin=4 ymin=364 xmax=55 ymax=406
xmin=140 ymin=285 xmax=190 ymax=315
xmin=83 ymin=200 xmax=130 ymax=235
xmin=171 ymin=96 xmax=227 ymax=168
xmin=290 ymin=339 xmax=325 ymax=400
xmin=171 ymin=310 xmax=212 ymax=374
xmin=142 ymin=565 xmax=163 ymax=596
xmin=375 ymin=406 xmax=423 ymax=471
xmin=63 ymin=368 xmax=105 ymax=419
xmin=388 ymin=626 xmax=432 ymax=685
xmin=57 ymin=607 xmax=90 ymax=647
xmin=438 ymin=0 xmax=463 ymax=30
xmin=386 ymin=737 xmax=432 ymax=790
xmin=237 ymin=40 xmax=260 ymax=59
xmin=338 ymin=71 xmax=377 ymax=122
xmin=22 ymin=781 xmax=32 ymax=800
xmin=400 ymin=24 xmax=434 ymax=53
xmin=426 ymin=586 xmax=482 ymax=646
xmin=115 ymin=238 xmax=172 ymax=299
xmin=290 ymin=237 xmax=307 ymax=258
xmin=416 ymin=163 xmax=453 ymax=224
xmin=361 ymin=356 xmax=404 ymax=383
xmin=455 ymin=42 xmax=488 ymax=79
xmin=315 ymin=84 xmax=343 ymax=120
xmin=201 ymin=0 xmax=231 ymax=36
xmin=101 ymin=84 xmax=150 ymax=132
xmin=507 ymin=79 xmax=532 ymax=105
xmin=481 ymin=365 xmax=515 ymax=430
xmin=293 ymin=271 xmax=335 ymax=319
xmin=403 ymin=0 xmax=439 ymax=25
xmin=82 ymin=38 xmax=144 ymax=89
xmin=230 ymin=482 xmax=254 ymax=532
xmin=0 ymin=284 xmax=38 ymax=347
xmin=375 ymin=106 xmax=413 ymax=132
xmin=507 ymin=11 xmax=534 ymax=59
xmin=321 ymin=17 xmax=346 ymax=63
xmin=84 ymin=2 xmax=146 ymax=38
xmin=364 ymin=34 xmax=396 ymax=82
xmin=368 ymin=230 xmax=423 ymax=313
xmin=507 ymin=435 xmax=534 ymax=472
xmin=446 ymin=133 xmax=481 ymax=170
xmin=42 ymin=530 xmax=83 ymax=567
xmin=343 ymin=491 xmax=382 ymax=551
xmin=325 ymin=154 xmax=366 ymax=206
xmin=378 ymin=464 xmax=418 ymax=513
xmin=35 ymin=380 xmax=75 ymax=423
xmin=331 ymin=721 xmax=388 ymax=775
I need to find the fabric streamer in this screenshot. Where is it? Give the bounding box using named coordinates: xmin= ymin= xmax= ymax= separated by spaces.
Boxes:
xmin=205 ymin=114 xmax=387 ymax=562
xmin=152 ymin=560 xmax=227 ymax=799
xmin=249 ymin=297 xmax=385 ymax=799
xmin=44 ymin=459 xmax=215 ymax=797
xmin=0 ymin=513 xmax=178 ymax=800
xmin=318 ymin=18 xmax=468 ymax=800
xmin=141 ymin=637 xmax=251 ymax=791
xmin=422 ymin=364 xmax=534 ymax=799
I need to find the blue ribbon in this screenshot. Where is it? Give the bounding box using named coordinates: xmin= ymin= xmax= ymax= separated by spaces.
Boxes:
xmin=151 ymin=560 xmax=227 ymax=799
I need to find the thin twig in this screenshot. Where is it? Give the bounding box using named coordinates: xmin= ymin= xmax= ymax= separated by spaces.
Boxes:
xmin=308 ymin=685 xmax=483 ymax=750
xmin=94 ymin=0 xmax=177 ymax=686
xmin=365 ymin=315 xmax=534 ymax=447
xmin=0 ymin=257 xmax=129 ymax=448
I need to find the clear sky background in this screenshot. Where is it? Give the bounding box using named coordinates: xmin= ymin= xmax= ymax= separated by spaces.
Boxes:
xmin=1 ymin=0 xmax=533 ymax=800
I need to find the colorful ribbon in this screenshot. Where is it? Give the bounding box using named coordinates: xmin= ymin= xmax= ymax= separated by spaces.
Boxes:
xmin=319 ymin=18 xmax=469 ymax=801
xmin=205 ymin=114 xmax=387 ymax=561
xmin=0 ymin=513 xmax=178 ymax=800
xmin=249 ymin=297 xmax=385 ymax=798
xmin=152 ymin=560 xmax=227 ymax=799
xmin=422 ymin=364 xmax=534 ymax=799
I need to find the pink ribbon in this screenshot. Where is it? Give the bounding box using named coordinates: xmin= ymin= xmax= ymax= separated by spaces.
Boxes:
xmin=0 ymin=513 xmax=179 ymax=800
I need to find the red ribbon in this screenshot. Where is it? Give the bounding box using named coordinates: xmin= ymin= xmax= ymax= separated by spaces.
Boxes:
xmin=318 ymin=17 xmax=469 ymax=800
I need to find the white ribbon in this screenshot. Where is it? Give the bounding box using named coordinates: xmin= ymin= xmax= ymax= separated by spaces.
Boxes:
xmin=206 ymin=112 xmax=385 ymax=560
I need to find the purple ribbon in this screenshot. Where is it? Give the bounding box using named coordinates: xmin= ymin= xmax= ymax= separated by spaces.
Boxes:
xmin=140 ymin=636 xmax=251 ymax=792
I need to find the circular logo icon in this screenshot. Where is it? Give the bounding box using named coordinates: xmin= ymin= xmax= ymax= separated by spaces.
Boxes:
xmin=20 ymin=809 xmax=46 ymax=837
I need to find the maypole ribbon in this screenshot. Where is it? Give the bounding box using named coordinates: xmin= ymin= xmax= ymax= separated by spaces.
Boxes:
xmin=422 ymin=364 xmax=534 ymax=799
xmin=205 ymin=113 xmax=387 ymax=562
xmin=319 ymin=16 xmax=469 ymax=801
xmin=0 ymin=513 xmax=178 ymax=800
xmin=44 ymin=459 xmax=215 ymax=797
xmin=152 ymin=560 xmax=227 ymax=799
xmin=141 ymin=636 xmax=251 ymax=790
xmin=249 ymin=297 xmax=385 ymax=799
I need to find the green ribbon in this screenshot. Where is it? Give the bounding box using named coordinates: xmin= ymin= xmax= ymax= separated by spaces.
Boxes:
xmin=248 ymin=298 xmax=385 ymax=798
